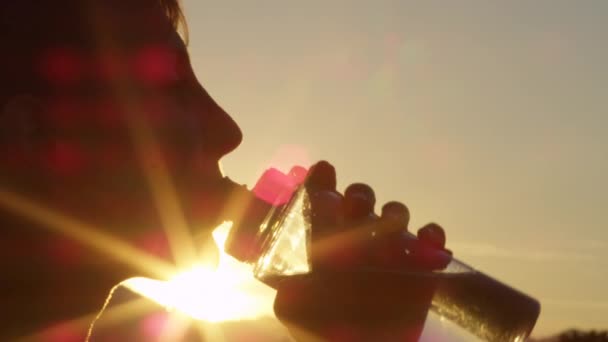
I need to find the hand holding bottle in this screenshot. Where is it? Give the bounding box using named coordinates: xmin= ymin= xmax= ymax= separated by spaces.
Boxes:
xmin=223 ymin=160 xmax=540 ymax=341
xmin=264 ymin=161 xmax=453 ymax=341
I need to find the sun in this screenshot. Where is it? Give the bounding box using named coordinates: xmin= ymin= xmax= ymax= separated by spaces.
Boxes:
xmin=124 ymin=222 xmax=276 ymax=323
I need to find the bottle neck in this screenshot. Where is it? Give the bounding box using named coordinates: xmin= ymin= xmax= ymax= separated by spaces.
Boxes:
xmin=219 ymin=177 xmax=275 ymax=264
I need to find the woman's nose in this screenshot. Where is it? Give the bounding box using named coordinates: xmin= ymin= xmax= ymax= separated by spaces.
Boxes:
xmin=202 ymin=103 xmax=242 ymax=158
xmin=189 ymin=81 xmax=242 ymax=158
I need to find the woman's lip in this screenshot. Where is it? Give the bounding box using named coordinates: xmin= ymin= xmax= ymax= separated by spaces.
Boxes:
xmin=218 ymin=176 xmax=244 ymax=192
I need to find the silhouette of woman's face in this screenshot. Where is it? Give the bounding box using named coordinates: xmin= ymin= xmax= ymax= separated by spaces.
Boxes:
xmin=0 ymin=4 xmax=240 ymax=337
xmin=3 ymin=3 xmax=242 ymax=202
xmin=0 ymin=2 xmax=246 ymax=237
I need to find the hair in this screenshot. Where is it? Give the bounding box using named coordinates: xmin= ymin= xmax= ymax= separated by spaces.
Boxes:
xmin=0 ymin=0 xmax=187 ymax=35
xmin=0 ymin=0 xmax=189 ymax=191
xmin=159 ymin=0 xmax=189 ymax=40
xmin=0 ymin=0 xmax=188 ymax=103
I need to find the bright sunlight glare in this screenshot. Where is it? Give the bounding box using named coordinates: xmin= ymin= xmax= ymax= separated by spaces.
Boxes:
xmin=124 ymin=222 xmax=276 ymax=323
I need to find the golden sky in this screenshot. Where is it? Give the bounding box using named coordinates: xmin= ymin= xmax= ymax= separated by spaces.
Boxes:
xmin=181 ymin=0 xmax=608 ymax=336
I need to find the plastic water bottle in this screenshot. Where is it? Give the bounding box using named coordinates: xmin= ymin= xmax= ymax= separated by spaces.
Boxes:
xmin=224 ymin=168 xmax=540 ymax=342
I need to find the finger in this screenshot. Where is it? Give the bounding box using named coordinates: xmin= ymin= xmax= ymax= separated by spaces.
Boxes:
xmin=417 ymin=222 xmax=446 ymax=249
xmin=309 ymin=190 xmax=355 ymax=270
xmin=413 ymin=246 xmax=452 ymax=271
xmin=381 ymin=201 xmax=410 ymax=231
xmin=344 ymin=183 xmax=376 ymax=221
xmin=305 ymin=160 xmax=337 ymax=192
xmin=309 ymin=190 xmax=344 ymax=230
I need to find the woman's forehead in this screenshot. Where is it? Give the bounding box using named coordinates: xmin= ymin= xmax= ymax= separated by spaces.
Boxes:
xmin=1 ymin=2 xmax=186 ymax=101
xmin=4 ymin=1 xmax=178 ymax=51
xmin=74 ymin=4 xmax=178 ymax=50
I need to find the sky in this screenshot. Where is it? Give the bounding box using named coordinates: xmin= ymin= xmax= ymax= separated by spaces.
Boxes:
xmin=181 ymin=0 xmax=607 ymax=336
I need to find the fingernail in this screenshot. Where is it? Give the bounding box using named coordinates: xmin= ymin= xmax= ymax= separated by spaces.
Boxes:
xmin=306 ymin=160 xmax=337 ymax=191
xmin=417 ymin=223 xmax=446 ymax=249
xmin=381 ymin=201 xmax=410 ymax=230
xmin=344 ymin=183 xmax=375 ymax=219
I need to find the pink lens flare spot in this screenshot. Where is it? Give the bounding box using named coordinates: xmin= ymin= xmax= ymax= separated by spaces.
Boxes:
xmin=422 ymin=140 xmax=459 ymax=171
xmin=48 ymin=237 xmax=83 ymax=267
xmin=42 ymin=324 xmax=84 ymax=342
xmin=44 ymin=142 xmax=87 ymax=176
xmin=40 ymin=48 xmax=84 ymax=84
xmin=384 ymin=32 xmax=403 ymax=65
xmin=133 ymin=45 xmax=180 ymax=85
xmin=140 ymin=312 xmax=170 ymax=338
xmin=252 ymin=168 xmax=293 ymax=205
xmin=136 ymin=231 xmax=171 ymax=259
xmin=253 ymin=166 xmax=308 ymax=206
xmin=265 ymin=144 xmax=312 ymax=176
xmin=385 ymin=32 xmax=401 ymax=49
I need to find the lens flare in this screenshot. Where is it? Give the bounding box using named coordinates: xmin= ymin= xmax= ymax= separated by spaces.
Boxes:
xmin=124 ymin=222 xmax=276 ymax=323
